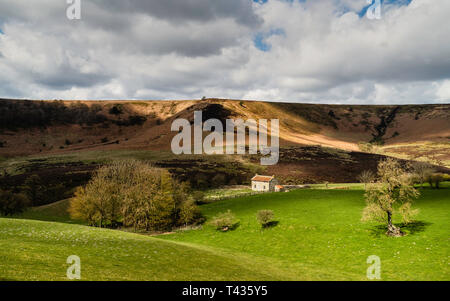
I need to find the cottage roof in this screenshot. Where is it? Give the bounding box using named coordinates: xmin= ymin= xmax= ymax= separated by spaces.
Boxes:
xmin=251 ymin=175 xmax=275 ymax=182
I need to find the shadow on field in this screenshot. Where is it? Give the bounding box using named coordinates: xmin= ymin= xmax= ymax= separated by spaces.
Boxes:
xmin=262 ymin=221 xmax=279 ymax=229
xmin=369 ymin=221 xmax=432 ymax=237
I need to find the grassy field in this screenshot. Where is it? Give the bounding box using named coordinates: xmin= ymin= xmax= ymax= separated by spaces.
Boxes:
xmin=0 ymin=218 xmax=299 ymax=281
xmin=161 ymin=185 xmax=450 ymax=280
xmin=1 ymin=185 xmax=449 ymax=280
xmin=12 ymin=199 xmax=83 ymax=224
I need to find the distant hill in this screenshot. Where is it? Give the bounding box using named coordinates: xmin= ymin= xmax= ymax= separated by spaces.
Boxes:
xmin=0 ymin=98 xmax=449 ymax=199
xmin=0 ymin=98 xmax=448 ymax=164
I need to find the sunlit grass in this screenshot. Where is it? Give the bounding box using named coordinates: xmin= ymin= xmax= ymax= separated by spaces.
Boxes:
xmin=161 ymin=185 xmax=450 ymax=280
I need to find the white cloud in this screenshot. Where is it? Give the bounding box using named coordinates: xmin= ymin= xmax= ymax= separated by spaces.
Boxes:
xmin=0 ymin=0 xmax=449 ymax=104
xmin=436 ymin=80 xmax=450 ymax=102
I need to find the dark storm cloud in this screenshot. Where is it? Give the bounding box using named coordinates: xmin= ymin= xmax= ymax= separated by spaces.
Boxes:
xmin=35 ymin=69 xmax=111 ymax=90
xmin=93 ymin=0 xmax=262 ymax=27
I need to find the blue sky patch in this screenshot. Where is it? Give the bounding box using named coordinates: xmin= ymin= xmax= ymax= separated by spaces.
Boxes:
xmin=359 ymin=0 xmax=412 ymax=18
xmin=254 ymin=28 xmax=285 ymax=52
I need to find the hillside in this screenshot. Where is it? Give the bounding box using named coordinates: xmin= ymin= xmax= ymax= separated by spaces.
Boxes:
xmin=0 ymin=99 xmax=449 ymax=194
xmin=0 ymin=99 xmax=448 ymax=161
xmin=0 ymin=218 xmax=297 ymax=281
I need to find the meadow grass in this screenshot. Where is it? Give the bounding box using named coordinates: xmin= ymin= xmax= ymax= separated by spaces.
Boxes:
xmin=161 ymin=185 xmax=450 ymax=280
xmin=0 ymin=218 xmax=297 ymax=281
xmin=13 ymin=199 xmax=84 ymax=224
xmin=2 ymin=184 xmax=449 ymax=280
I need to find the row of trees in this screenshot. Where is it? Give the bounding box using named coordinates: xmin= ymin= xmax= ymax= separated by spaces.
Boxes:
xmin=0 ymin=100 xmax=107 ymax=129
xmin=0 ymin=100 xmax=148 ymax=129
xmin=69 ymin=160 xmax=203 ymax=231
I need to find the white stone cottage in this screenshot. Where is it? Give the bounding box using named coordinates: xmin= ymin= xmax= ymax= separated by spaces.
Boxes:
xmin=251 ymin=174 xmax=278 ymax=192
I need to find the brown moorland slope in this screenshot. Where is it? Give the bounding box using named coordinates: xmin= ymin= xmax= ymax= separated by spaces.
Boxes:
xmin=0 ymin=98 xmax=448 ymax=159
xmin=0 ymin=98 xmax=449 ymax=202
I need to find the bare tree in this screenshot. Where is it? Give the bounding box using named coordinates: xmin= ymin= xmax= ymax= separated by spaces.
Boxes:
xmin=412 ymin=162 xmax=434 ymax=188
xmin=357 ymin=170 xmax=375 ymax=189
xmin=362 ymin=158 xmax=420 ymax=237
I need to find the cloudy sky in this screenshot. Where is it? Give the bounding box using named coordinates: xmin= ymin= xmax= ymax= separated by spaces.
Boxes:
xmin=0 ymin=0 xmax=449 ymax=104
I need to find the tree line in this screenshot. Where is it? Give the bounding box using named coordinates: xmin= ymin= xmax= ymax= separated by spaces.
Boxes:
xmin=0 ymin=100 xmax=148 ymax=129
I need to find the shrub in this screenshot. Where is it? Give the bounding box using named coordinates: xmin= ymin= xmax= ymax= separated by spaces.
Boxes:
xmin=0 ymin=190 xmax=30 ymax=216
xmin=256 ymin=210 xmax=275 ymax=228
xmin=210 ymin=210 xmax=238 ymax=232
xmin=127 ymin=115 xmax=147 ymax=126
xmin=192 ymin=191 xmax=205 ymax=204
xmin=109 ymin=104 xmax=123 ymax=115
xmin=432 ymin=173 xmax=444 ymax=189
xmin=358 ymin=142 xmax=373 ymax=153
xmin=178 ymin=199 xmax=203 ymax=226
xmin=425 ymin=173 xmax=445 ymax=189
xmin=114 ymin=115 xmax=147 ymax=126
xmin=211 ymin=173 xmax=227 ymax=187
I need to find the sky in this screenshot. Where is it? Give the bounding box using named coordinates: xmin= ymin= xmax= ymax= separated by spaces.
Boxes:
xmin=0 ymin=0 xmax=449 ymax=104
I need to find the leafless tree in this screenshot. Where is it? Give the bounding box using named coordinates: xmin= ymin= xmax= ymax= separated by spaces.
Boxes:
xmin=357 ymin=170 xmax=375 ymax=189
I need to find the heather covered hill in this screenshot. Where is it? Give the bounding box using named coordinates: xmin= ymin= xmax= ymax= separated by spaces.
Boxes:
xmin=0 ymin=98 xmax=449 ymax=166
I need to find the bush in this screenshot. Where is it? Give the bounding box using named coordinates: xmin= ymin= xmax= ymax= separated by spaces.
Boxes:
xmin=210 ymin=210 xmax=238 ymax=232
xmin=192 ymin=191 xmax=205 ymax=204
xmin=211 ymin=173 xmax=227 ymax=187
xmin=0 ymin=190 xmax=30 ymax=216
xmin=178 ymin=198 xmax=204 ymax=226
xmin=109 ymin=104 xmax=123 ymax=115
xmin=256 ymin=210 xmax=275 ymax=228
xmin=432 ymin=173 xmax=444 ymax=189
xmin=426 ymin=173 xmax=445 ymax=189
xmin=358 ymin=142 xmax=373 ymax=153
xmin=114 ymin=115 xmax=147 ymax=126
